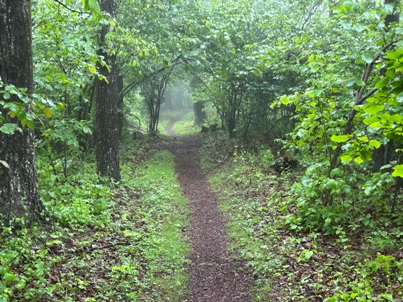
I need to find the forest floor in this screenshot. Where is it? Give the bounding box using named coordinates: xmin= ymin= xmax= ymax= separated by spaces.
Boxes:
xmin=164 ymin=113 xmax=255 ymax=301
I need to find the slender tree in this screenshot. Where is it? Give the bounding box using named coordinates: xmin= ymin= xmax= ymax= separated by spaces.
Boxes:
xmin=95 ymin=0 xmax=121 ymax=181
xmin=0 ymin=0 xmax=44 ymax=224
xmin=141 ymin=67 xmax=173 ymax=135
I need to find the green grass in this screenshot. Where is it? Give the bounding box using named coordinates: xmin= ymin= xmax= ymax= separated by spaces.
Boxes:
xmin=159 ymin=110 xmax=199 ymax=136
xmin=171 ymin=111 xmax=199 ymax=135
xmin=131 ymin=150 xmax=190 ymax=301
xmin=0 ymin=147 xmax=190 ymax=302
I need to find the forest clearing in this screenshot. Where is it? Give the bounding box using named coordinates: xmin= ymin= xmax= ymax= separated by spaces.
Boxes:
xmin=1 ymin=0 xmax=403 ymax=301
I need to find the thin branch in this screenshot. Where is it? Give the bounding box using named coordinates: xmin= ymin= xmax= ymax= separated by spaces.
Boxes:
xmin=52 ymin=0 xmax=90 ymax=15
xmin=301 ymin=1 xmax=322 ymax=32
xmin=330 ymin=39 xmax=401 ymax=170
xmin=356 ymin=88 xmax=378 ymax=106
xmin=120 ymin=55 xmax=183 ymax=99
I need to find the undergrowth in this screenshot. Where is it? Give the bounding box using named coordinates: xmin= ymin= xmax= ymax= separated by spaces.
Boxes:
xmin=0 ymin=144 xmax=190 ymax=301
xmin=201 ymin=133 xmax=403 ymax=301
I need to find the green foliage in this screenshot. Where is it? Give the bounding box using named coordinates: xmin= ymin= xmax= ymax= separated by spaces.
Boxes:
xmin=83 ymin=0 xmax=101 ymax=16
xmin=3 ymin=0 xmax=403 ymax=300
xmin=0 ymin=145 xmax=190 ymax=301
xmin=326 ymin=254 xmax=403 ymax=302
xmin=184 ymin=0 xmax=302 ymax=138
xmin=202 ymin=131 xmax=403 ymax=301
xmin=37 ymin=118 xmax=93 ymax=178
xmin=269 ymin=0 xmax=403 ymax=234
xmin=0 ymin=78 xmax=58 ymax=133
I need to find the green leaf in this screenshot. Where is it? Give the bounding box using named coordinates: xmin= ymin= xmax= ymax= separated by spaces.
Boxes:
xmin=3 ymin=272 xmax=17 ymax=285
xmin=15 ymin=280 xmax=26 ymax=290
xmin=375 ymin=77 xmax=390 ymax=90
xmin=305 ymin=250 xmax=314 ymax=260
xmin=17 ymin=110 xmax=26 ymax=121
xmin=89 ymin=66 xmax=97 ymax=74
xmin=83 ymin=0 xmax=101 ymax=15
xmin=279 ymin=95 xmax=290 ymax=105
xmin=359 ymin=150 xmax=372 ymax=161
xmin=341 ymin=153 xmax=353 ymax=162
xmin=363 ymin=105 xmax=384 ymax=114
xmin=331 ymin=135 xmax=350 ymax=143
xmin=330 ymin=168 xmax=342 ymax=178
xmin=43 ymin=108 xmax=53 ymax=118
xmin=357 ymin=136 xmax=369 ymax=142
xmin=385 ymin=49 xmax=403 ymax=60
xmin=384 ymin=3 xmax=394 ymax=14
xmin=26 ymin=119 xmax=35 ymax=130
xmin=392 ymin=164 xmax=403 ymax=178
xmin=0 ymin=123 xmax=19 ymax=134
xmin=362 ymin=55 xmax=373 ymax=64
xmin=344 ymin=77 xmax=356 ymax=87
xmin=356 ymin=79 xmax=365 ymax=87
xmin=369 ymin=140 xmax=381 ymax=149
xmin=363 ymin=116 xmax=380 ymax=126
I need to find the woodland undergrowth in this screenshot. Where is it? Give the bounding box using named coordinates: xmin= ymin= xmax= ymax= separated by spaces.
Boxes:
xmin=200 ymin=132 xmax=403 ymax=302
xmin=0 ymin=139 xmax=190 ymax=302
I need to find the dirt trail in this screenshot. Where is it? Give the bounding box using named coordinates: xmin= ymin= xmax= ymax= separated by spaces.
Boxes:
xmin=165 ymin=114 xmax=254 ymax=301
xmin=164 ymin=110 xmax=191 ymax=136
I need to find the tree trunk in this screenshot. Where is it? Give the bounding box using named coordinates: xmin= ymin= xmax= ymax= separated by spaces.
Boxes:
xmin=385 ymin=0 xmax=400 ymax=28
xmin=117 ymin=71 xmax=124 ymax=138
xmin=193 ymin=101 xmax=206 ymax=126
xmin=371 ymin=0 xmax=400 ymax=171
xmin=95 ymin=0 xmax=121 ymax=181
xmin=0 ymin=0 xmax=44 ymax=224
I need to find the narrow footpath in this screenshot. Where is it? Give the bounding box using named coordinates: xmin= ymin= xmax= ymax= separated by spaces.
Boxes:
xmin=165 ymin=115 xmax=254 ymax=302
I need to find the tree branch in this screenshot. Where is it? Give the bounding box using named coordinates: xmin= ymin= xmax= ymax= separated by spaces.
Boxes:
xmin=119 ymin=55 xmax=183 ymax=99
xmin=52 ymin=0 xmax=89 ymax=15
xmin=330 ymin=39 xmax=400 ymax=170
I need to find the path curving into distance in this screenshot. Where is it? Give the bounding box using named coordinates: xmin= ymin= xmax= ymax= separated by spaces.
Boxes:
xmin=165 ymin=113 xmax=254 ymax=301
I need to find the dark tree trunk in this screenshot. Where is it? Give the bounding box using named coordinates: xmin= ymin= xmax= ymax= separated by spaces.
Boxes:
xmin=193 ymin=101 xmax=206 ymax=126
xmin=371 ymin=0 xmax=400 ymax=171
xmin=227 ymin=84 xmax=240 ymax=138
xmin=143 ymin=68 xmax=173 ymax=135
xmin=385 ymin=0 xmax=400 ymax=27
xmin=146 ymin=97 xmax=158 ymax=135
xmin=117 ymin=71 xmax=124 ymax=138
xmin=95 ymin=0 xmax=121 ymax=181
xmin=0 ymin=0 xmax=44 ymax=224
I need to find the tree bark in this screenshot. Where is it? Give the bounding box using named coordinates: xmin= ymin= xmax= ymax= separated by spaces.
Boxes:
xmin=143 ymin=67 xmax=173 ymax=135
xmin=95 ymin=0 xmax=121 ymax=181
xmin=0 ymin=0 xmax=44 ymax=224
xmin=193 ymin=102 xmax=206 ymax=126
xmin=117 ymin=71 xmax=124 ymax=138
xmin=385 ymin=0 xmax=400 ymax=28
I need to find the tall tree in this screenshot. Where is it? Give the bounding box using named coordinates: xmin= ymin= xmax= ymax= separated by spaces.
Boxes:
xmin=0 ymin=0 xmax=44 ymax=224
xmin=95 ymin=0 xmax=121 ymax=181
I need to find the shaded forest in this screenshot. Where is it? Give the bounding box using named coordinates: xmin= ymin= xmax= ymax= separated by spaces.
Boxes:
xmin=1 ymin=0 xmax=402 ymax=301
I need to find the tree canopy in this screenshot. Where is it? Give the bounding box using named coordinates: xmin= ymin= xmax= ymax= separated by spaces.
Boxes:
xmin=0 ymin=0 xmax=403 ymax=300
